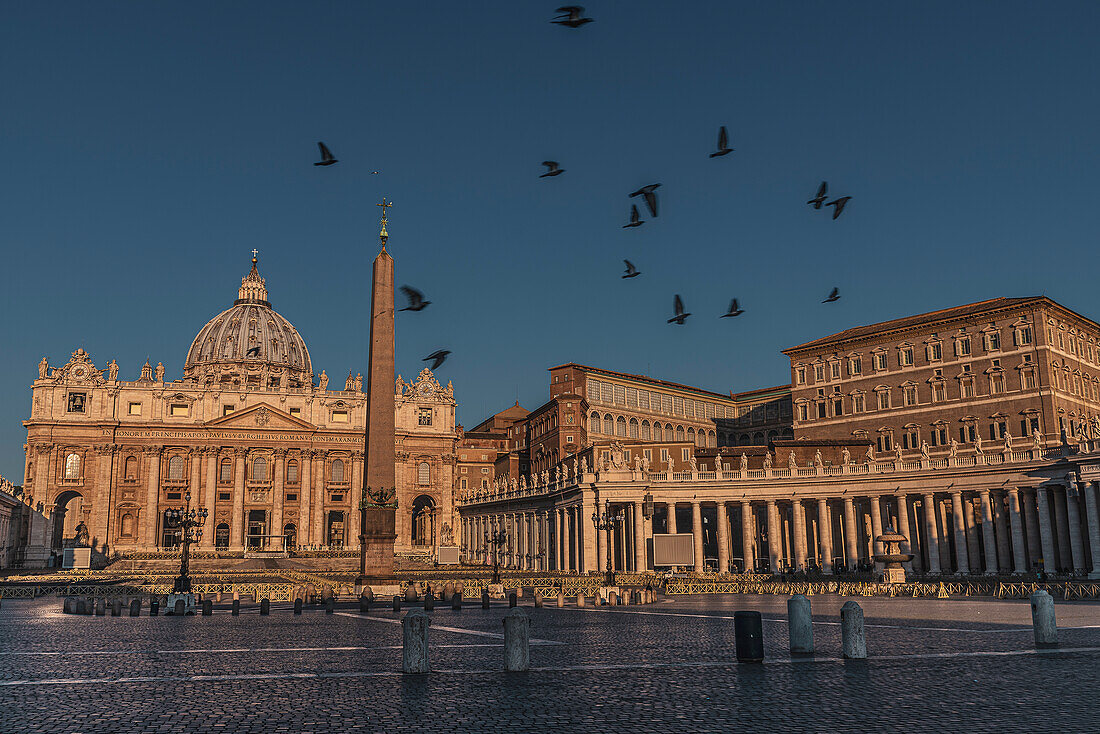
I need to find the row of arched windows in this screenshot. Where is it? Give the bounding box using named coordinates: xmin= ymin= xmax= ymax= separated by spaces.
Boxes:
xmin=589 ymin=412 xmax=718 ymax=447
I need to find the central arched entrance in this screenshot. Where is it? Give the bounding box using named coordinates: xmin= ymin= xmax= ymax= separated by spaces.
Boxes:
xmin=51 ymin=490 xmax=87 ymax=551
xmin=411 ymin=495 xmax=436 ymax=547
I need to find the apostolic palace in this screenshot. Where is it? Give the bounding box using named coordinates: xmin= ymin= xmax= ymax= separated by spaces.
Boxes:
xmin=9 ymin=273 xmax=1100 ymax=582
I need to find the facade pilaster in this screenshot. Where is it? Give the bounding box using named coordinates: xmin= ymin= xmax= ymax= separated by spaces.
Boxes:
xmin=143 ymin=446 xmax=163 ymax=549
xmin=201 ymin=449 xmax=218 ymax=548
xmin=312 ymin=450 xmax=327 ymax=547
xmin=299 ymin=451 xmax=312 ymax=546
xmin=230 ymin=447 xmax=247 ymax=550
xmin=271 ymin=448 xmax=285 ymax=550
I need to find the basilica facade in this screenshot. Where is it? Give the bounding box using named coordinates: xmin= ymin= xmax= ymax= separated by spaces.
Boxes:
xmin=21 ymin=256 xmax=459 ymax=558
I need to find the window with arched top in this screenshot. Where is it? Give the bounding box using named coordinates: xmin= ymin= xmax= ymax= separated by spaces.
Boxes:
xmin=331 ymin=459 xmax=345 ymax=483
xmin=252 ymin=456 xmax=267 ymax=481
xmin=220 ymin=458 xmax=232 ymax=483
xmin=603 ymin=414 xmax=614 ymax=435
xmin=286 ymin=460 xmax=299 ymax=484
xmin=687 ymin=427 xmax=696 ymax=445
xmin=64 ymin=453 xmax=81 ymax=479
xmin=629 ymin=418 xmax=639 ymax=439
xmin=641 ymin=420 xmax=651 ymax=440
xmin=590 ymin=413 xmax=600 ymax=433
xmin=653 ymin=423 xmax=663 ymax=441
xmin=120 ymin=513 xmax=135 ymax=538
xmin=616 ymin=416 xmax=627 ymax=437
xmin=168 ymin=456 xmax=185 ymax=481
xmin=215 ymin=523 xmax=230 ymax=549
xmin=676 ymin=426 xmax=685 ymax=442
xmin=418 ymin=461 xmax=430 ymax=486
xmin=124 ymin=456 xmax=137 ymax=481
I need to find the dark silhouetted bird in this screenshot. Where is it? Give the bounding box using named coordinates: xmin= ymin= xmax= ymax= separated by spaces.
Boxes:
xmin=826 ymin=196 xmax=851 ymax=219
xmin=423 ymin=350 xmax=451 ymax=370
xmin=622 ymin=260 xmax=641 ymax=279
xmin=622 ymin=205 xmax=644 ymax=228
xmin=807 ymin=181 xmax=827 ymax=209
xmin=539 ymin=161 xmax=565 ymax=177
xmin=667 ymin=295 xmax=691 ymax=325
xmin=314 ymin=142 xmax=338 ymax=166
xmin=709 ymin=126 xmax=733 ymax=158
xmin=245 ymin=346 xmax=261 ymax=357
xmin=720 ymin=299 xmax=744 ymax=318
xmin=823 ymin=288 xmax=840 ymax=303
xmin=552 ymin=5 xmax=594 ymax=27
xmin=629 ymin=183 xmax=661 ymax=217
xmin=399 ymin=286 xmax=431 ymax=312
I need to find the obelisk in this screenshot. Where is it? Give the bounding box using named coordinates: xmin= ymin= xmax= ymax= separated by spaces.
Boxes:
xmin=358 ymin=199 xmax=398 ymax=582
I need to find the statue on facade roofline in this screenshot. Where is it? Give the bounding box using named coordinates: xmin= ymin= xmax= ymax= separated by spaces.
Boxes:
xmin=974 ymin=434 xmax=984 ymax=455
xmin=354 ymin=373 xmax=363 ymax=392
xmin=920 ymin=441 xmax=930 ymax=461
xmin=688 ymin=454 xmax=698 ymax=472
xmin=634 ymin=456 xmax=642 ymax=471
xmin=763 ymin=453 xmax=772 ymax=470
xmin=865 ymin=444 xmax=875 ymax=462
xmin=741 ymin=453 xmax=749 ymax=471
xmin=841 ymin=447 xmax=851 ymax=466
xmin=580 ymin=457 xmax=588 ymax=475
xmin=642 ymin=454 xmax=650 ymax=472
xmin=318 ymin=369 xmax=328 ymax=391
xmin=894 ymin=444 xmax=903 ymax=462
xmin=38 ymin=357 xmax=48 ymax=379
xmin=788 ymin=451 xmax=797 ymax=470
xmin=1033 ymin=429 xmax=1043 ymax=449
xmin=949 ymin=438 xmax=958 ymax=458
xmin=813 ymin=449 xmax=823 ymax=468
xmin=108 ymin=360 xmax=119 ymax=381
xmin=666 ymin=454 xmax=674 ymax=473
xmin=1004 ymin=429 xmax=1014 ymax=452
xmin=154 ymin=362 xmax=165 ymax=382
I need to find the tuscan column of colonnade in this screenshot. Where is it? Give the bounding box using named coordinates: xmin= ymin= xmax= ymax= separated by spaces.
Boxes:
xmin=459 ymin=469 xmax=1100 ymax=579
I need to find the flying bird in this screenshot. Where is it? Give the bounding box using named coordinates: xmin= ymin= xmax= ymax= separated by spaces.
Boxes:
xmin=709 ymin=126 xmax=733 ymax=157
xmin=552 ymin=5 xmax=594 ymax=27
xmin=245 ymin=346 xmax=261 ymax=357
xmin=622 ymin=260 xmax=641 ymax=279
xmin=622 ymin=205 xmax=644 ymax=228
xmin=423 ymin=350 xmax=451 ymax=370
xmin=667 ymin=294 xmax=691 ymax=325
xmin=823 ymin=288 xmax=840 ymax=303
xmin=629 ymin=183 xmax=661 ymax=217
xmin=826 ymin=196 xmax=852 ymax=219
xmin=807 ymin=181 xmax=827 ymax=209
xmin=314 ymin=141 xmax=338 ymax=166
xmin=539 ymin=161 xmax=565 ymax=178
xmin=720 ymin=299 xmax=744 ymax=318
xmin=399 ymin=286 xmax=431 ymax=312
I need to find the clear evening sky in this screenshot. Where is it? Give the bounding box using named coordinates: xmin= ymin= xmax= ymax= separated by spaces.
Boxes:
xmin=2 ymin=2 xmax=1098 ymax=479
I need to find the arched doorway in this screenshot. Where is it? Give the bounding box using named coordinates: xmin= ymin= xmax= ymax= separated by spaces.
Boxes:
xmin=327 ymin=511 xmax=345 ymax=547
xmin=411 ymin=495 xmax=436 ymax=547
xmin=51 ymin=490 xmax=87 ymax=550
xmin=214 ymin=523 xmax=230 ymax=549
xmin=283 ymin=523 xmax=297 ymax=550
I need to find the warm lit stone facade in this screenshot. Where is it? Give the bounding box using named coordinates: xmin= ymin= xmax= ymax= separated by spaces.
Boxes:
xmin=21 ymin=257 xmax=459 ymax=558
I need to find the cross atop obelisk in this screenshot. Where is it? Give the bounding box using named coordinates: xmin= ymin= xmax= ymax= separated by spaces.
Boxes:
xmin=377 ymin=198 xmax=392 ymax=249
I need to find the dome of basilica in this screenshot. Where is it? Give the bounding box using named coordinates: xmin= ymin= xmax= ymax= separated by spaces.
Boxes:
xmin=183 ymin=255 xmax=312 ymax=387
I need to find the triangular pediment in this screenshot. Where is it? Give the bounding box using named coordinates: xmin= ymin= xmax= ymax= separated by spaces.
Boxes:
xmin=205 ymin=403 xmax=315 ymax=430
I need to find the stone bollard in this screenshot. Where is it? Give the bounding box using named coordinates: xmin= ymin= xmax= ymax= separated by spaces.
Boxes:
xmin=202 ymin=599 xmax=213 ymax=616
xmin=233 ymin=590 xmax=240 ymax=603
xmin=452 ymin=592 xmax=462 ymax=610
xmin=787 ymin=594 xmax=814 ymax=655
xmin=734 ymin=610 xmax=765 ymax=663
xmin=363 ymin=587 xmax=375 ymax=603
xmin=840 ymin=601 xmax=867 ymax=659
xmin=129 ymin=598 xmax=141 ymax=617
xmin=503 ymin=608 xmax=531 ymax=672
xmin=173 ymin=599 xmax=185 ymax=616
xmin=424 ymin=592 xmax=435 ymax=612
xmin=402 ymin=609 xmax=431 ymax=674
xmin=393 ymin=595 xmax=402 ymax=613
xmin=482 ymin=589 xmax=490 ymax=610
xmin=63 ymin=597 xmax=75 ymax=614
xmin=621 ymin=590 xmax=630 ymax=606
xmin=231 ymin=599 xmax=240 ymax=616
xmin=150 ymin=599 xmax=159 ymax=616
xmin=359 ymin=595 xmax=371 ymax=614
xmin=294 ymin=598 xmax=303 ymax=615
xmin=325 ymin=597 xmax=335 ymax=614
xmin=405 ymin=586 xmax=418 ymax=603
xmin=557 ymin=591 xmax=565 ymax=608
xmin=533 ymin=590 xmax=543 ymax=608
xmin=260 ymin=599 xmax=270 ymax=615
xmin=508 ymin=591 xmax=517 ymax=608
xmin=443 ymin=582 xmax=455 ymax=602
xmin=608 ymin=591 xmax=618 ymax=606
xmin=111 ymin=598 xmax=122 ymax=617
xmin=576 ymin=593 xmax=586 ymax=607
xmin=1030 ymin=590 xmax=1057 ymax=648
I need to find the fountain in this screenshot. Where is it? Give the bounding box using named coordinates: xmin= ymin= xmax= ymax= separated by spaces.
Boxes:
xmin=873 ymin=525 xmax=913 ymax=584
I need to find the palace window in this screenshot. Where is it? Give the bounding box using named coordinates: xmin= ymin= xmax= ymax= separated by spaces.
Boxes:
xmin=955 ymin=336 xmax=971 ymax=357
xmin=904 ymin=386 xmax=918 ymax=406
xmin=289 ymin=407 xmax=301 ymax=418
xmin=876 ymin=390 xmax=891 ymax=410
xmin=984 ymin=331 xmax=1001 ymax=351
xmin=797 ymin=403 xmax=809 ymax=421
xmin=67 ymin=392 xmax=86 ymax=413
xmin=874 ymin=352 xmax=888 ymax=371
xmin=830 ymin=361 xmax=841 ymax=379
xmin=614 ymin=385 xmax=626 ymax=405
xmin=681 ymin=448 xmax=690 ymax=461
xmin=989 ymin=420 xmax=1007 ymax=440
xmin=990 ymin=374 xmax=1006 ymax=394
xmin=959 ymin=423 xmax=977 ymax=442
xmin=331 ymin=459 xmax=345 ymax=483
xmin=931 ymin=381 xmax=947 ymax=402
xmin=814 ymin=364 xmax=825 ymax=382
xmin=676 ymin=425 xmax=685 ymax=441
xmin=64 ymin=452 xmax=81 ymax=479
xmin=641 ymin=420 xmax=651 ymax=440
xmin=629 ymin=418 xmax=639 ymax=439
xmin=128 ymin=402 xmax=142 ymax=416
xmin=796 ymin=367 xmax=806 ymax=385
xmin=418 ymin=408 xmax=432 ymax=426
xmin=960 ymin=377 xmax=975 ymax=398
xmin=168 ymin=456 xmax=185 ymax=481
xmin=603 ymin=414 xmax=614 ymax=435
xmin=1020 ymin=416 xmax=1041 ymax=436
xmin=833 ymin=397 xmax=843 ymax=416
xmin=852 ymin=394 xmax=865 ymax=413
xmin=1014 ymin=325 xmax=1032 ymax=346
xmin=332 ymin=410 xmax=348 ymax=423
xmin=876 ymin=432 xmax=892 ymax=452
xmin=418 ymin=462 xmax=430 ymax=485
xmin=590 ymin=413 xmax=600 ymax=433
xmin=169 ymin=404 xmax=188 ymax=417
xmin=901 ymin=426 xmax=920 ymax=450
xmin=616 ymin=416 xmax=627 ymax=437
xmin=930 ymin=424 xmax=947 ymax=446
xmin=848 ymin=357 xmax=862 ymax=376
xmin=817 ymin=401 xmax=827 ymax=419
xmin=899 ymin=348 xmax=914 ymax=367
xmin=460 ymin=478 xmax=467 ymax=490
xmin=927 ymin=342 xmax=942 ymax=361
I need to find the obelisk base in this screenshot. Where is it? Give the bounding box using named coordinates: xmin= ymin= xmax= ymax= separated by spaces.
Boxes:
xmin=358 ymin=506 xmax=397 ymax=583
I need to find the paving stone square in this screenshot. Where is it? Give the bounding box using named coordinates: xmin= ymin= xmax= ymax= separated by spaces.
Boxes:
xmin=2 ymin=594 xmax=1099 ymax=733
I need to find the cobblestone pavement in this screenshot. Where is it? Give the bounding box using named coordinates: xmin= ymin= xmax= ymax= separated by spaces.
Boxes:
xmin=2 ymin=594 xmax=1099 ymax=732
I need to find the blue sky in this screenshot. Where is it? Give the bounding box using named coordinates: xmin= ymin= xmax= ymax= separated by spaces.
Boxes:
xmin=2 ymin=2 xmax=1099 ymax=479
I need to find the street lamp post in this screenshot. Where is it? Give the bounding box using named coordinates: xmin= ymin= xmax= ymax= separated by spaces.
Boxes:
xmin=164 ymin=492 xmax=208 ymax=594
xmin=484 ymin=529 xmax=507 ymax=585
xmin=592 ymin=501 xmax=625 ymax=586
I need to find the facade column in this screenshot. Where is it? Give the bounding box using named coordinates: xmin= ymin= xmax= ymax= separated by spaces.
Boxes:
xmin=963 ymin=497 xmax=981 ymax=573
xmin=1036 ymin=486 xmax=1057 ymax=574
xmin=667 ymin=502 xmax=678 ymax=534
xmin=574 ymin=506 xmax=584 ymax=572
xmin=922 ymin=493 xmax=941 ymax=574
xmin=1007 ymin=488 xmax=1028 ymax=574
xmin=581 ymin=493 xmax=598 ymax=573
xmin=201 ymin=449 xmax=218 ymax=548
xmin=559 ymin=508 xmax=568 ymax=570
xmin=298 ymin=452 xmax=312 ymax=546
xmin=596 ymin=510 xmax=607 ymax=575
xmin=1082 ymin=481 xmax=1100 ymax=578
xmin=791 ymin=499 xmax=807 ymax=572
xmin=842 ymin=496 xmax=858 ymax=571
xmin=937 ymin=499 xmax=953 ymax=572
xmin=312 ymin=450 xmax=327 ymax=547
xmin=715 ymin=502 xmax=730 ymax=574
xmin=230 ymin=448 xmax=247 ymax=550
xmin=766 ymin=499 xmax=780 ymax=574
xmin=271 ymin=449 xmax=285 ymax=551
xmin=1064 ymin=484 xmax=1086 ymax=574
xmin=979 ymin=491 xmax=998 ymax=574
xmin=1023 ymin=490 xmax=1042 ymax=569
xmin=143 ymin=446 xmax=163 ymax=549
xmin=950 ymin=491 xmax=970 ymax=575
xmin=1053 ymin=488 xmax=1072 ymax=571
xmin=691 ymin=501 xmax=704 ymax=572
xmin=634 ymin=500 xmax=646 ymax=572
xmin=895 ymin=493 xmax=914 ymax=573
xmin=869 ymin=495 xmax=884 ymax=574
xmin=817 ymin=498 xmax=833 ymax=574
xmin=994 ymin=492 xmax=1012 ymax=571
xmin=740 ymin=501 xmax=755 ymax=573
xmin=349 ymin=451 xmax=364 ymax=544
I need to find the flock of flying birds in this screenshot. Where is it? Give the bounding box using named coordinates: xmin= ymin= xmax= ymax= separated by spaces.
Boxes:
xmin=309 ymin=5 xmax=855 ymax=370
